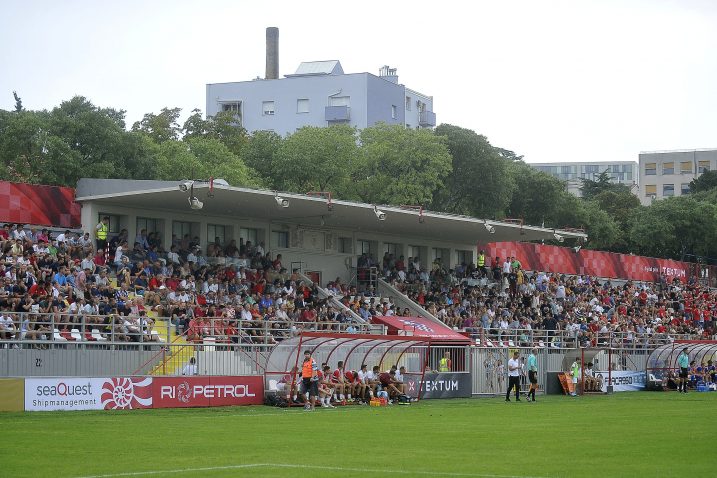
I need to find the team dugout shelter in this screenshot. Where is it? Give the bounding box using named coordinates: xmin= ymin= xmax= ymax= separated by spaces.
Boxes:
xmin=264 ymin=333 xmax=433 ymax=400
xmin=646 ymin=341 xmax=717 ymax=389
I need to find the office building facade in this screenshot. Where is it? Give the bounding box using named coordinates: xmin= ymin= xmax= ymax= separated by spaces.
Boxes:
xmin=530 ymin=161 xmax=638 ymax=197
xmin=638 ymin=149 xmax=717 ymax=205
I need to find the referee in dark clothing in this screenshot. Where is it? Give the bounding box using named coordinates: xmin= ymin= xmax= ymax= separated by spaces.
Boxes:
xmin=505 ymin=351 xmax=522 ymax=402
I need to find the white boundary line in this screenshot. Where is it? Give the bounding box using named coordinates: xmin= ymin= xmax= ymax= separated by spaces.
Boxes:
xmin=76 ymin=463 xmax=545 ymax=478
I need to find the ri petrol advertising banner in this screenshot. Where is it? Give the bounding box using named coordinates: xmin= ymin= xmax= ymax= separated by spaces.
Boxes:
xmin=152 ymin=376 xmax=263 ymax=408
xmin=405 ymin=373 xmax=472 ymax=399
xmin=24 ymin=377 xmax=153 ymax=411
xmin=595 ymin=371 xmax=646 ymax=392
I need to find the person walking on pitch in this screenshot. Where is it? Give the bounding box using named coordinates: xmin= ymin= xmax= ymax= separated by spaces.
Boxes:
xmin=527 ymin=348 xmax=539 ymax=402
xmin=677 ymin=347 xmax=690 ymax=394
xmin=505 ymin=351 xmax=521 ymax=402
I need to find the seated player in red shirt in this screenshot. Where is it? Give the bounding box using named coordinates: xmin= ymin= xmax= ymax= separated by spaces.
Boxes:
xmin=331 ymin=360 xmax=350 ymax=402
xmin=277 ymin=365 xmax=300 ymax=403
xmin=344 ymin=369 xmax=360 ymax=402
xmin=317 ymin=365 xmax=336 ymax=408
xmin=378 ymin=370 xmax=403 ymax=398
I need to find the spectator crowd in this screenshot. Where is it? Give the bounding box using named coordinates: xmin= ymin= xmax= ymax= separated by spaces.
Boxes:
xmin=0 ymin=222 xmax=364 ymax=348
xmin=2 ymin=221 xmax=714 ymax=352
xmin=373 ymin=251 xmax=715 ymax=348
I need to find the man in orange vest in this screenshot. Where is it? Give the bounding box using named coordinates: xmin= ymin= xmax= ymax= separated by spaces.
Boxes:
xmin=300 ymin=349 xmax=319 ymax=411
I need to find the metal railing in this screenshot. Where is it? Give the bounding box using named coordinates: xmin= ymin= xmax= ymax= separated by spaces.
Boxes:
xmin=466 ymin=328 xmax=699 ymax=350
xmin=0 ymin=312 xmax=383 ymax=349
xmin=0 ymin=341 xmax=276 ymax=378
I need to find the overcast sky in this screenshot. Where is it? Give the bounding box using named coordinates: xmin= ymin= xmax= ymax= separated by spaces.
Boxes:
xmin=1 ymin=0 xmax=715 ymax=164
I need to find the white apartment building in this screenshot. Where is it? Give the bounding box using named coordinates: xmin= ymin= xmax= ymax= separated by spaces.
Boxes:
xmin=530 ymin=161 xmax=638 ymax=197
xmin=638 ymin=149 xmax=717 ymax=205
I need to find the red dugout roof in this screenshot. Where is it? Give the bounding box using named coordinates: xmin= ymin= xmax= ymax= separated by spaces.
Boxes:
xmin=372 ymin=316 xmax=470 ymax=343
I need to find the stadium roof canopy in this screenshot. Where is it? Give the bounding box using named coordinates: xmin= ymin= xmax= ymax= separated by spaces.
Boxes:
xmin=75 ymin=179 xmax=587 ymax=245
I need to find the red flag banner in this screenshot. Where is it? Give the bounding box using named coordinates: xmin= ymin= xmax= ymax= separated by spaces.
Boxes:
xmin=372 ymin=315 xmax=470 ymax=343
xmin=0 ymin=181 xmax=81 ymax=228
xmin=486 ymin=242 xmax=691 ymax=282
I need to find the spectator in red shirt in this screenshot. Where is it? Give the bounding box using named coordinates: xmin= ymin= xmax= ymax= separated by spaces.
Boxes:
xmin=300 ymin=307 xmax=316 ymax=322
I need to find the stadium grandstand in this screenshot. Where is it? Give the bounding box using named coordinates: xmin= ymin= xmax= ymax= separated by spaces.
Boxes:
xmin=0 ymin=178 xmax=714 ymax=410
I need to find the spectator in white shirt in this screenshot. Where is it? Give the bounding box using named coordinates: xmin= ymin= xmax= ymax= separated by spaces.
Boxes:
xmin=182 ymin=357 xmax=198 ymax=375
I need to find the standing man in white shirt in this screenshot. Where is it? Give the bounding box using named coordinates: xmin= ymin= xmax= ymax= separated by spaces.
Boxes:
xmin=505 ymin=350 xmax=522 ymax=402
xmin=182 ymin=357 xmax=198 ymax=375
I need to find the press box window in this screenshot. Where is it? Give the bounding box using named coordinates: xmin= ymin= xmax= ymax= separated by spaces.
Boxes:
xmin=456 ymin=250 xmax=473 ymax=265
xmin=357 ymin=240 xmax=371 ymax=255
xmin=272 ymin=231 xmax=289 ymax=248
xmin=338 ymin=237 xmax=352 ymax=254
xmin=207 ymin=224 xmax=226 ymax=244
xmin=384 ymin=242 xmax=399 ymax=255
xmin=99 ymin=214 xmax=121 ymax=235
xmin=240 ymin=228 xmax=258 ymax=244
xmin=136 ymin=218 xmax=157 ymax=234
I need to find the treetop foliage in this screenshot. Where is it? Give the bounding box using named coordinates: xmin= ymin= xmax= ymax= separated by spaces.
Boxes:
xmin=1 ymin=95 xmax=714 ymax=261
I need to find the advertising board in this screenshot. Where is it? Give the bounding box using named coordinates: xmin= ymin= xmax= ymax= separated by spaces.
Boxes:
xmin=152 ymin=376 xmax=263 ymax=408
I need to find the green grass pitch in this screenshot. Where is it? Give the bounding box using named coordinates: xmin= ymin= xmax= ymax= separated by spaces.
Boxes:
xmin=2 ymin=393 xmax=714 ymax=477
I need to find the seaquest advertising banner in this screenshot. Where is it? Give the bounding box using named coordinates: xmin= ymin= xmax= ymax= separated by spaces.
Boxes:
xmin=405 ymin=373 xmax=472 ymax=399
xmin=24 ymin=377 xmax=153 ymax=411
xmin=595 ymin=371 xmax=646 ymax=392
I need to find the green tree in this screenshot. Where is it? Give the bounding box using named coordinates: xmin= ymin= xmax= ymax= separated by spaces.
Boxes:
xmin=0 ymin=109 xmax=82 ymax=185
xmin=242 ymin=130 xmax=283 ymax=188
xmin=49 ymin=96 xmax=132 ymax=180
xmin=182 ymin=110 xmax=248 ymax=157
xmin=349 ymin=123 xmax=452 ymax=206
xmin=548 ymin=193 xmax=621 ymax=249
xmin=273 ymin=125 xmax=359 ymax=193
xmin=689 ymin=170 xmax=717 ymax=193
xmin=12 ymin=91 xmax=23 ymax=113
xmin=505 ymin=162 xmax=565 ymax=225
xmin=152 ymin=137 xmax=261 ymax=187
xmin=628 ymin=197 xmax=717 ymax=260
xmin=431 ymin=124 xmax=512 ymax=218
xmin=589 ymin=189 xmax=641 ymax=250
xmin=132 ymin=107 xmax=181 ymax=143
xmin=579 ymin=170 xmax=631 ymax=200
xmin=181 ymin=109 xmax=209 ymax=139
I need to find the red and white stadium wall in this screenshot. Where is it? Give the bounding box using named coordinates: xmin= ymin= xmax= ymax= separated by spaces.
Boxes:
xmin=484 ymin=241 xmax=693 ymax=283
xmin=6 ymin=376 xmax=263 ymax=412
xmin=0 ymin=181 xmax=81 ymax=228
